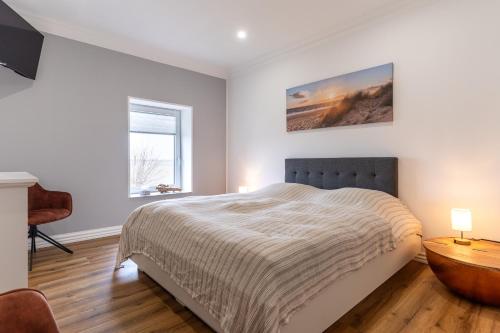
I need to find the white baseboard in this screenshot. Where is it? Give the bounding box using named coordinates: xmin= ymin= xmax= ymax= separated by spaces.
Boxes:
xmin=414 ymin=252 xmax=428 ymax=264
xmin=28 ymin=225 xmax=122 ymax=249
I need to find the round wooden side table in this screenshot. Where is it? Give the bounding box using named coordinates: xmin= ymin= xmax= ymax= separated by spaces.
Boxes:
xmin=423 ymin=237 xmax=500 ymax=306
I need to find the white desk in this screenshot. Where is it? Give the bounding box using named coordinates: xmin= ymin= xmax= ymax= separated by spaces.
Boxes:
xmin=0 ymin=172 xmax=38 ymax=292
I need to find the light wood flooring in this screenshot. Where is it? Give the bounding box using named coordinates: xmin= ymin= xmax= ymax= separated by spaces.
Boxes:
xmin=28 ymin=236 xmax=500 ymax=333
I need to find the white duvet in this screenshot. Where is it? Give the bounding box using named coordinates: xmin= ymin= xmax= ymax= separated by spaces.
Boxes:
xmin=116 ymin=183 xmax=421 ymax=333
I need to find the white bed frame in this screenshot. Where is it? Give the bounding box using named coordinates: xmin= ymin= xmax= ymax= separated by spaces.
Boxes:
xmin=131 ymin=234 xmax=421 ymax=333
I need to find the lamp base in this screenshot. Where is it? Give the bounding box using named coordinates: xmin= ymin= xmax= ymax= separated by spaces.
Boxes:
xmin=454 ymin=238 xmax=471 ymax=246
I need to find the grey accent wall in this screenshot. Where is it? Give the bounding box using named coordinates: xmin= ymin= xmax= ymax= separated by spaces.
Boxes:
xmin=0 ymin=34 xmax=226 ymax=235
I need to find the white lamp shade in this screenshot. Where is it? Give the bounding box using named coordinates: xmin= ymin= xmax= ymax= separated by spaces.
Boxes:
xmin=451 ymin=208 xmax=472 ymax=232
xmin=238 ymin=186 xmax=249 ymax=193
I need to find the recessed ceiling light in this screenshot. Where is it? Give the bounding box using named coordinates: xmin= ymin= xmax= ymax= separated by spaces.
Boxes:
xmin=236 ymin=30 xmax=247 ymax=40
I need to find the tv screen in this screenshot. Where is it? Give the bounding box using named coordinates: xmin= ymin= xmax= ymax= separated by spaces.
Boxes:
xmin=0 ymin=0 xmax=44 ymax=79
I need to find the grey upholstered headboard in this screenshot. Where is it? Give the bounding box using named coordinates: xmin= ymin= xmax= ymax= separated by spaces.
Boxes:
xmin=285 ymin=157 xmax=398 ymax=197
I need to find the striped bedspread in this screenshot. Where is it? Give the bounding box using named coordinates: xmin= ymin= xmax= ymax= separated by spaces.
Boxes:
xmin=116 ymin=183 xmax=421 ymax=333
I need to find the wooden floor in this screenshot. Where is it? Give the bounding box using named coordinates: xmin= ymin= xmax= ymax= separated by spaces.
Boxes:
xmin=29 ymin=237 xmax=500 ymax=333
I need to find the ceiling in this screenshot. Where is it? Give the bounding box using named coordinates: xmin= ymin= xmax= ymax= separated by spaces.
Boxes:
xmin=6 ymin=0 xmax=419 ymax=78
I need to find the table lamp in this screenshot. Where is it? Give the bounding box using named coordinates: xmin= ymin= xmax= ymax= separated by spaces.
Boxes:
xmin=451 ymin=208 xmax=472 ymax=245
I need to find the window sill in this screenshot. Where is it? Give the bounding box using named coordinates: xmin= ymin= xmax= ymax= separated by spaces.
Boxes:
xmin=129 ymin=191 xmax=192 ymax=199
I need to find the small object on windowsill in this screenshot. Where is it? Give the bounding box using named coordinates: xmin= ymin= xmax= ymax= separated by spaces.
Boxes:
xmin=156 ymin=184 xmax=182 ymax=193
xmin=140 ymin=190 xmax=151 ymax=196
xmin=129 ymin=191 xmax=190 ymax=198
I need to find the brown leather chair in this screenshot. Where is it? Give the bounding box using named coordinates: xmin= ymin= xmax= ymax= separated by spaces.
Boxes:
xmin=28 ymin=183 xmax=73 ymax=271
xmin=0 ymin=288 xmax=60 ymax=333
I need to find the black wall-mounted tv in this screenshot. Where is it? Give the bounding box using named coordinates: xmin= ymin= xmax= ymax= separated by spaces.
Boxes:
xmin=0 ymin=0 xmax=44 ymax=80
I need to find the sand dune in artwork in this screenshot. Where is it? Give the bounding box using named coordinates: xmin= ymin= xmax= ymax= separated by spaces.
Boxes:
xmin=287 ymin=82 xmax=393 ymax=132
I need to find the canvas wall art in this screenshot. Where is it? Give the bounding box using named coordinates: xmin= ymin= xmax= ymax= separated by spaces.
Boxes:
xmin=286 ymin=63 xmax=393 ymax=132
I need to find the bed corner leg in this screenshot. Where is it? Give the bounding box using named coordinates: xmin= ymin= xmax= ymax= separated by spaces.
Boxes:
xmin=175 ymin=297 xmax=187 ymax=307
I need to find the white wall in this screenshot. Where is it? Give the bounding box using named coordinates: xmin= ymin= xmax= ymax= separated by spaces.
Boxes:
xmin=0 ymin=34 xmax=226 ymax=236
xmin=228 ymin=0 xmax=500 ymax=240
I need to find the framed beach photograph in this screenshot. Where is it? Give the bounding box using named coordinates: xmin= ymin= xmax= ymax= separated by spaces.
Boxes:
xmin=286 ymin=63 xmax=393 ymax=132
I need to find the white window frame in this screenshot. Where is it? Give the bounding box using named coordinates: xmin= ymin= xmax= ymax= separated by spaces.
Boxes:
xmin=128 ymin=97 xmax=192 ymax=198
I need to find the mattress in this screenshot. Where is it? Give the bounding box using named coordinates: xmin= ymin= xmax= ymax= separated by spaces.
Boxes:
xmin=116 ymin=183 xmax=422 ymax=333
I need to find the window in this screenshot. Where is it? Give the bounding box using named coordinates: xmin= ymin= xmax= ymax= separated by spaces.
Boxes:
xmin=128 ymin=98 xmax=192 ymax=197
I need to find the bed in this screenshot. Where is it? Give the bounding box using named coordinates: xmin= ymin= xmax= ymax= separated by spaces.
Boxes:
xmin=116 ymin=157 xmax=422 ymax=333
